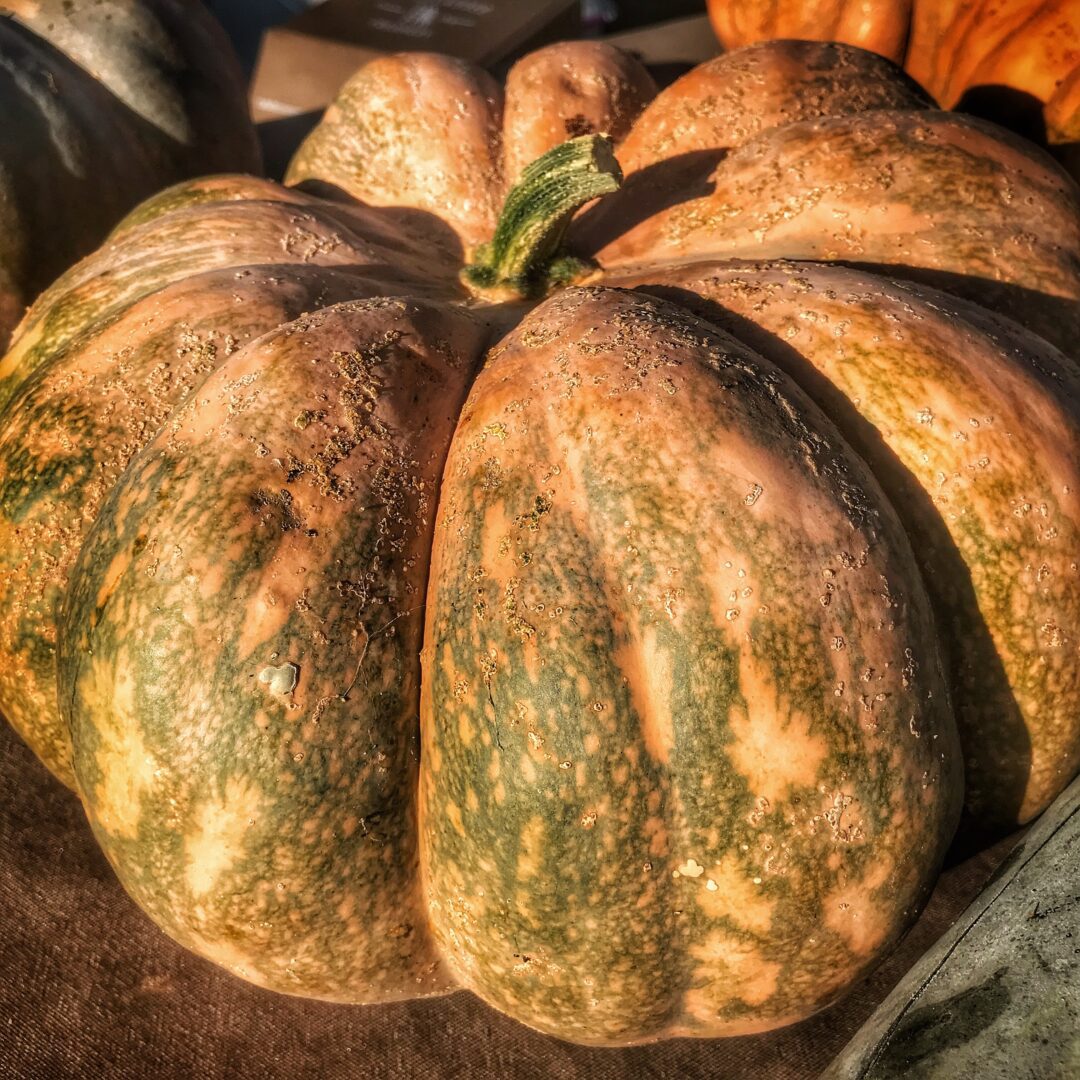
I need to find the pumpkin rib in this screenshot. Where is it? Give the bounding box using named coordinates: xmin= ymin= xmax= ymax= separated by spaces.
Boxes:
xmin=960 ymin=6 xmax=1060 ymax=105
xmin=619 ymin=258 xmax=1080 ymax=831
xmin=575 ymin=107 xmax=1080 ymax=362
xmin=57 ymin=296 xmax=492 ymax=1001
xmin=910 ymin=0 xmax=991 ymax=105
xmin=285 ymin=52 xmax=504 ymax=255
xmin=500 ymin=40 xmax=657 ymax=189
xmin=2 ymin=0 xmax=257 ymax=163
xmin=421 ymin=285 xmax=959 ymax=1043
xmin=615 ymin=39 xmax=933 ymax=178
xmin=0 ymin=264 xmax=399 ymax=787
xmin=907 ymin=0 xmax=1075 ymax=115
xmin=0 ymin=186 xmax=466 ymax=413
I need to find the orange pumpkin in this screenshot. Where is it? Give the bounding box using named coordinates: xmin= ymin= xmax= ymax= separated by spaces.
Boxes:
xmin=707 ymin=0 xmax=911 ymax=63
xmin=707 ymin=0 xmax=1080 ymax=179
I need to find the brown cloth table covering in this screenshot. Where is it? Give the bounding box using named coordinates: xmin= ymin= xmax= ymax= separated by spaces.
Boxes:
xmin=0 ymin=718 xmax=1016 ymax=1079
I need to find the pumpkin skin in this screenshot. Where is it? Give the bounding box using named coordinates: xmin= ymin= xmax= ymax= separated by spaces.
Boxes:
xmin=620 ymin=260 xmax=1080 ymax=835
xmin=0 ymin=1 xmax=259 ymax=346
xmin=0 ymin=173 xmax=461 ymax=416
xmin=905 ymin=1 xmax=1080 ymax=131
xmin=706 ymin=0 xmax=1080 ymax=181
xmin=0 ymin=177 xmax=463 ymax=786
xmin=576 ymin=106 xmax=1080 ymax=363
xmin=59 ymin=298 xmax=489 ymax=1001
xmin=614 ymin=38 xmax=932 ymax=177
xmin=421 ymin=286 xmax=957 ymax=1042
xmin=3 ymin=39 xmax=1078 ymax=1043
xmin=285 ymin=43 xmax=659 ymax=253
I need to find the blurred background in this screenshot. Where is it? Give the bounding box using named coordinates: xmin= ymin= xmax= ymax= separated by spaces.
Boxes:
xmin=207 ymin=0 xmax=715 ymax=176
xmin=206 ymin=1 xmax=709 ymax=72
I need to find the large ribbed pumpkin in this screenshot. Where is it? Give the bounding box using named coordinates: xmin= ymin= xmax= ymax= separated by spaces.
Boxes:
xmin=707 ymin=0 xmax=1080 ymax=181
xmin=3 ymin=39 xmax=1080 ymax=1044
xmin=0 ymin=0 xmax=260 ymax=346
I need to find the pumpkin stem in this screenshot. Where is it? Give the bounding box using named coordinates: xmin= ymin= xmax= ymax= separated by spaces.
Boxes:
xmin=461 ymin=134 xmax=622 ymax=302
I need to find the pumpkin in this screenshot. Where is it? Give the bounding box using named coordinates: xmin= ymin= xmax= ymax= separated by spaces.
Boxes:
xmin=3 ymin=39 xmax=1080 ymax=1044
xmin=706 ymin=0 xmax=1080 ymax=181
xmin=0 ymin=0 xmax=260 ymax=347
xmin=706 ymin=1 xmax=911 ymax=64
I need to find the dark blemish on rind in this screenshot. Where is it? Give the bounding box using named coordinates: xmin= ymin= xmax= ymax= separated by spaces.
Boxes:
xmin=250 ymin=488 xmax=303 ymax=531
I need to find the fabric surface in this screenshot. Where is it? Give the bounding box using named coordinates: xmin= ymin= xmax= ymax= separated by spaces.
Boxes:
xmin=0 ymin=718 xmax=1017 ymax=1080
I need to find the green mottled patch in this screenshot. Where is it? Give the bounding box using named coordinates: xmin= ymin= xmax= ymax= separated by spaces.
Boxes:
xmin=58 ymin=297 xmax=489 ymax=1000
xmin=421 ymin=287 xmax=961 ymax=1043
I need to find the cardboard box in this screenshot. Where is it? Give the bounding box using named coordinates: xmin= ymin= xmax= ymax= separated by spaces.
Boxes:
xmin=602 ymin=14 xmax=720 ymax=83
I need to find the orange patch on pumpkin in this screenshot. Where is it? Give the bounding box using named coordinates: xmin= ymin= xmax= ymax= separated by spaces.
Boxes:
xmin=184 ymin=775 xmax=264 ymax=897
xmin=696 ymin=854 xmax=776 ymax=935
xmin=93 ymin=549 xmax=131 ymax=626
xmin=236 ymin=583 xmax=296 ymax=657
xmin=516 ymin=815 xmax=546 ymax=880
xmin=457 ymin=711 xmax=476 ymax=746
xmin=445 ymin=801 xmax=465 ymax=837
xmin=823 ymin=856 xmax=896 ymax=957
xmin=86 ymin=652 xmax=159 ymax=839
xmin=726 ymin=656 xmax=829 ymax=804
xmin=686 ymin=932 xmax=782 ymax=1015
xmin=616 ymin=623 xmax=675 ymax=764
xmin=643 ymin=815 xmax=669 ymax=858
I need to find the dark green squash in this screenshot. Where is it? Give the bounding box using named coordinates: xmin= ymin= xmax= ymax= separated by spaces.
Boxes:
xmin=0 ymin=0 xmax=259 ymax=346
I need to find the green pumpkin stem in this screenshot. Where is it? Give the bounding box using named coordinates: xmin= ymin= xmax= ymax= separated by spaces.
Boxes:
xmin=461 ymin=134 xmax=622 ymax=301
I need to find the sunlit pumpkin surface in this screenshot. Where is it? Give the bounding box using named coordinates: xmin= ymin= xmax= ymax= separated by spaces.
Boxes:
xmin=707 ymin=0 xmax=1080 ymax=182
xmin=2 ymin=39 xmax=1079 ymax=1045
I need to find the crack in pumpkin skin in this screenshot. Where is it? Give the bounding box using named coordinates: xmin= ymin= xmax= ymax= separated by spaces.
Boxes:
xmin=420 ymin=288 xmax=960 ymax=1044
xmin=620 ymin=259 xmax=1080 ymax=831
xmin=0 ymin=264 xmax=394 ymax=787
xmin=57 ymin=299 xmax=490 ymax=1001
